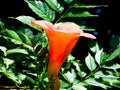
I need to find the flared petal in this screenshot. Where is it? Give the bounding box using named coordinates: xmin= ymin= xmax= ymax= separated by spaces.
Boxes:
xmin=48 ymin=31 xmax=79 ymax=77
xmin=31 ymin=20 xmax=96 ymax=90
xmin=80 ymin=33 xmax=96 ymax=39
xmin=31 ymin=20 xmax=56 ymax=36
xmin=56 ymin=22 xmax=83 ymax=34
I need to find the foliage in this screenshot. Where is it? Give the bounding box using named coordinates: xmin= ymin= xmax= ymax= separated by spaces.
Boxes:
xmin=0 ymin=0 xmax=119 ymax=90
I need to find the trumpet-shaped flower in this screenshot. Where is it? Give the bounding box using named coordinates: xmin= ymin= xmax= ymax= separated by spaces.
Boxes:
xmin=31 ymin=20 xmax=96 ymax=90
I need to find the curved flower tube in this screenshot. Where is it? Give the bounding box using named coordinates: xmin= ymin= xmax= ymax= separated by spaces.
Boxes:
xmin=31 ymin=20 xmax=96 ymax=90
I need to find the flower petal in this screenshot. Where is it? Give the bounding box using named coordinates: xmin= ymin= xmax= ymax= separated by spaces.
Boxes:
xmin=80 ymin=33 xmax=96 ymax=39
xmin=57 ymin=23 xmax=83 ymax=34
xmin=31 ymin=20 xmax=56 ymax=35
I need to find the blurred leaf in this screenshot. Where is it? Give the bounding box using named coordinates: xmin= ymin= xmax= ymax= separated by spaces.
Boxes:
xmin=5 ymin=29 xmax=23 ymax=42
xmin=85 ymin=78 xmax=110 ymax=89
xmin=72 ymin=3 xmax=107 ymax=8
xmin=3 ymin=58 xmax=14 ymax=69
xmin=85 ymin=53 xmax=97 ymax=71
xmin=24 ymin=76 xmax=35 ymax=85
xmin=24 ymin=0 xmax=55 ymax=21
xmin=105 ymin=46 xmax=120 ymax=62
xmin=0 ymin=35 xmax=33 ymax=51
xmin=0 ymin=46 xmax=7 ymax=56
xmin=21 ymin=33 xmax=32 ymax=46
xmin=60 ymin=80 xmax=69 ymax=88
xmin=64 ymin=0 xmax=73 ymax=4
xmin=80 ymin=25 xmax=95 ymax=31
xmin=17 ymin=73 xmax=26 ymax=83
xmin=45 ymin=0 xmax=64 ymax=13
xmin=6 ymin=71 xmax=19 ymax=84
xmin=95 ymin=49 xmax=106 ymax=65
xmin=6 ymin=49 xmax=28 ymax=55
xmin=16 ymin=16 xmax=42 ymax=32
xmin=109 ymin=35 xmax=120 ymax=50
xmin=65 ymin=10 xmax=98 ymax=17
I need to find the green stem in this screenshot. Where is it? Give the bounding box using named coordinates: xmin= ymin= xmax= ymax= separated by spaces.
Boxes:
xmin=54 ymin=0 xmax=77 ymax=24
xmin=84 ymin=66 xmax=102 ymax=80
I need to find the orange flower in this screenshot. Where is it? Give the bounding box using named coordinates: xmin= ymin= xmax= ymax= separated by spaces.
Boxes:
xmin=31 ymin=20 xmax=96 ymax=90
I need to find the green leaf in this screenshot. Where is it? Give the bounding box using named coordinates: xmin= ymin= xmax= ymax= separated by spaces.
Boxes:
xmin=65 ymin=10 xmax=98 ymax=17
xmin=85 ymin=78 xmax=110 ymax=89
xmin=60 ymin=80 xmax=69 ymax=88
xmin=64 ymin=0 xmax=73 ymax=4
xmin=3 ymin=58 xmax=14 ymax=69
xmin=0 ymin=46 xmax=7 ymax=56
xmin=63 ymin=71 xmax=75 ymax=83
xmin=85 ymin=53 xmax=97 ymax=71
xmin=102 ymin=77 xmax=120 ymax=88
xmin=16 ymin=16 xmax=42 ymax=32
xmin=17 ymin=73 xmax=26 ymax=82
xmin=45 ymin=0 xmax=64 ymax=13
xmin=21 ymin=33 xmax=32 ymax=46
xmin=0 ymin=35 xmax=33 ymax=51
xmin=72 ymin=3 xmax=107 ymax=8
xmin=6 ymin=71 xmax=19 ymax=84
xmin=105 ymin=46 xmax=120 ymax=62
xmin=103 ymin=62 xmax=120 ymax=70
xmin=109 ymin=35 xmax=120 ymax=50
xmin=94 ymin=71 xmax=117 ymax=79
xmin=72 ymin=83 xmax=87 ymax=90
xmin=24 ymin=0 xmax=55 ymax=21
xmin=89 ymin=41 xmax=101 ymax=53
xmin=80 ymin=25 xmax=95 ymax=31
xmin=73 ymin=62 xmax=80 ymax=72
xmin=95 ymin=49 xmax=106 ymax=65
xmin=5 ymin=29 xmax=23 ymax=42
xmin=6 ymin=49 xmax=28 ymax=55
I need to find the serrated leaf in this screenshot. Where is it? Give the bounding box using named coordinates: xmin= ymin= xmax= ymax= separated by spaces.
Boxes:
xmin=24 ymin=0 xmax=55 ymax=21
xmin=102 ymin=78 xmax=120 ymax=88
xmin=105 ymin=46 xmax=120 ymax=62
xmin=16 ymin=16 xmax=42 ymax=32
xmin=103 ymin=62 xmax=120 ymax=70
xmin=85 ymin=78 xmax=110 ymax=89
xmin=45 ymin=0 xmax=64 ymax=13
xmin=85 ymin=53 xmax=97 ymax=71
xmin=65 ymin=10 xmax=98 ymax=17
xmin=94 ymin=71 xmax=117 ymax=79
xmin=5 ymin=29 xmax=23 ymax=42
xmin=6 ymin=49 xmax=28 ymax=55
